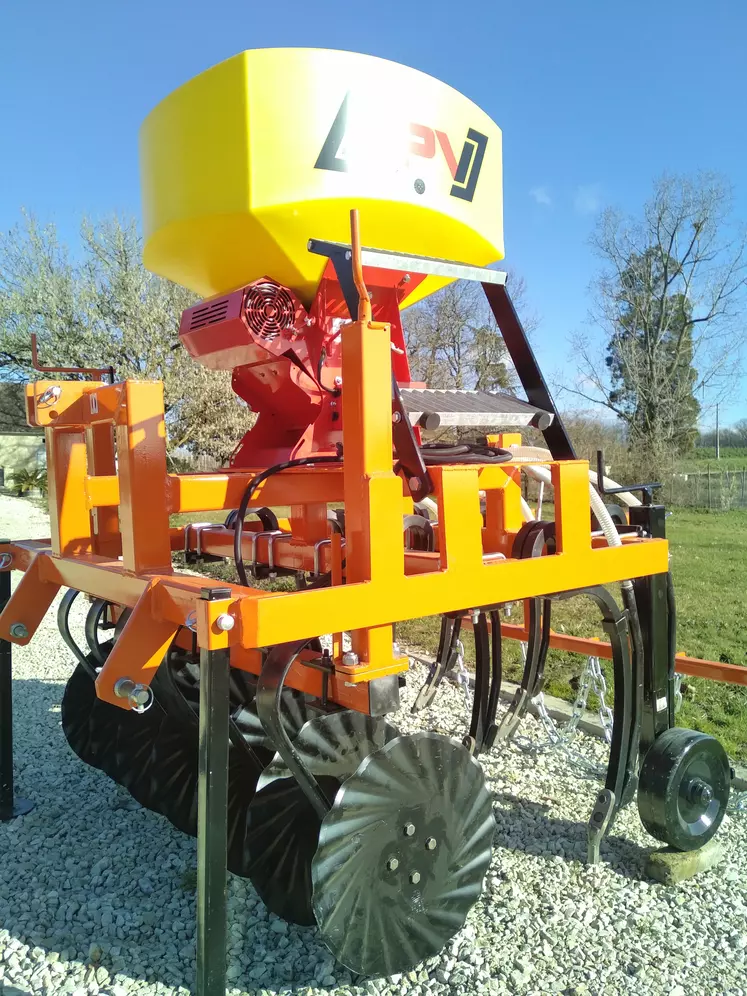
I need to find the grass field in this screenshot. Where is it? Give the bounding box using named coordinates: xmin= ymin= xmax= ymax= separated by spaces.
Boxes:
xmin=176 ymin=507 xmax=747 ymax=762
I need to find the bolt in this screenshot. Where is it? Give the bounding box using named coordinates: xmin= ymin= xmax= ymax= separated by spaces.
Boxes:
xmin=216 ymin=613 xmax=235 ymax=632
xmin=425 ymin=837 xmax=437 ymax=851
xmin=386 ymin=857 xmax=399 ymax=871
xmin=392 ymin=411 xmax=402 ymax=423
xmin=334 ymin=376 xmax=343 ymax=388
xmin=342 ymin=651 xmax=359 ymax=667
xmin=471 ymin=609 xmax=480 ymax=625
xmin=0 ymin=553 xmax=13 ymax=570
xmin=410 ymin=871 xmax=421 ymax=884
xmin=37 ymin=385 xmax=61 ymax=405
xmin=408 ymin=477 xmax=421 ymax=492
xmin=392 ymin=641 xmax=401 ymax=658
xmin=9 ymin=622 xmax=28 ymax=640
xmin=404 ymin=823 xmax=416 ymax=837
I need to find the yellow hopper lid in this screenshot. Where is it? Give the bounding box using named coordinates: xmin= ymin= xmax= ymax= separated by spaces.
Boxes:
xmin=140 ymin=48 xmax=503 ymax=306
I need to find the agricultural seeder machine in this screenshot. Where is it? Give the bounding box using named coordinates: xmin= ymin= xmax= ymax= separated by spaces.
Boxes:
xmin=0 ymin=48 xmax=739 ymax=992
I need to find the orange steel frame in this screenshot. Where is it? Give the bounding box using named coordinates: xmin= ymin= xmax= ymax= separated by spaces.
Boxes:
xmin=0 ymin=291 xmax=677 ymax=716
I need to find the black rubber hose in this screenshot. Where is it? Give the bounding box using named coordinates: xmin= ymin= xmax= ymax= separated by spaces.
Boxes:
xmin=420 ymin=442 xmax=512 ymax=465
xmin=233 ymin=456 xmax=341 ymax=587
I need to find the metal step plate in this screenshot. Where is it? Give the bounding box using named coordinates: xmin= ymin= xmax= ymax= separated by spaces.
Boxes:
xmin=400 ymin=388 xmax=553 ymax=430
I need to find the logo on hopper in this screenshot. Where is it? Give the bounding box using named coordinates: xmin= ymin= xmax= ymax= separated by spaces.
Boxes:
xmin=314 ymin=93 xmax=488 ymax=203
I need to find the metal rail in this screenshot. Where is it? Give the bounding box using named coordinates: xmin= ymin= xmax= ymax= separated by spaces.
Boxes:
xmin=0 ymin=555 xmax=34 ymax=821
xmin=462 ymin=616 xmax=747 ymax=687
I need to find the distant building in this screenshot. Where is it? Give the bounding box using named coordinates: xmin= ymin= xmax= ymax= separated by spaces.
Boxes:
xmin=0 ymin=383 xmax=45 ymax=488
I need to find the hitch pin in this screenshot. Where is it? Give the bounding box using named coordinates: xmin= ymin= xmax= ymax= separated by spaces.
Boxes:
xmin=114 ymin=677 xmax=154 ymax=713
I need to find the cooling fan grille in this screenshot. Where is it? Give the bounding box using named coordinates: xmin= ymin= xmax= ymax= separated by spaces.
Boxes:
xmin=244 ymin=282 xmax=297 ymax=340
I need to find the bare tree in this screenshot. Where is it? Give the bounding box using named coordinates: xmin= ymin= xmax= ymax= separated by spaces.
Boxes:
xmin=569 ymin=174 xmax=747 ymax=467
xmin=0 ymin=213 xmax=251 ymax=463
xmin=403 ymin=271 xmax=537 ymax=392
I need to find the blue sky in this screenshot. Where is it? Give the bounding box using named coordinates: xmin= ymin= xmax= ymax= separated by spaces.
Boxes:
xmin=1 ymin=0 xmax=745 ymax=425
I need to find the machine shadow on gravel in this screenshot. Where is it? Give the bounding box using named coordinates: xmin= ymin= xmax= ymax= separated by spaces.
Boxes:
xmin=0 ymin=679 xmax=342 ymax=995
xmin=491 ymin=792 xmax=652 ymax=879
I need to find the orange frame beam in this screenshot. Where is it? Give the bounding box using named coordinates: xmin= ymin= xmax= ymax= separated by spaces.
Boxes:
xmin=460 ymin=617 xmax=747 ymax=688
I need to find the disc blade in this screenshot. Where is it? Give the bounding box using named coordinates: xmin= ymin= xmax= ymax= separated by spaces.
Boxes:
xmin=311 ymin=732 xmax=494 ymax=977
xmin=243 ymin=712 xmax=399 ymax=924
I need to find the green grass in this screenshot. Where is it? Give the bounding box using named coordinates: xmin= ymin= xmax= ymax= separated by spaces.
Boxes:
xmin=676 ymin=455 xmax=747 ymax=472
xmin=401 ymin=508 xmax=747 ymax=761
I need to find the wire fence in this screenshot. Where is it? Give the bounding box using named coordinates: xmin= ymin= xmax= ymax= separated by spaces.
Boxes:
xmin=664 ymin=467 xmax=747 ymax=510
xmin=519 ymin=465 xmax=747 ymax=512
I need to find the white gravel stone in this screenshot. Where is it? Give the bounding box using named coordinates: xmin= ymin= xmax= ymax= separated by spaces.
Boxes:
xmin=0 ymin=493 xmax=746 ymax=996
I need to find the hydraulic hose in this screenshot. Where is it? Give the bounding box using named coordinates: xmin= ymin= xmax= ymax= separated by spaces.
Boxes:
xmin=507 ymin=445 xmax=642 ymax=508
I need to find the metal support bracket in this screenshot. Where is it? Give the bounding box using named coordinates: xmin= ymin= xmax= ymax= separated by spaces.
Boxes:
xmin=195 ymin=587 xmax=231 ymax=996
xmin=307 ymin=238 xmax=433 ymax=502
xmin=0 ymin=563 xmax=34 ymax=821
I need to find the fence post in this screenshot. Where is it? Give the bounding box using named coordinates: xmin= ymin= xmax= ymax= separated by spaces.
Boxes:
xmin=742 ymin=469 xmax=746 ymax=508
xmin=708 ymin=464 xmax=712 ymax=509
xmin=695 ymin=474 xmax=699 ymax=506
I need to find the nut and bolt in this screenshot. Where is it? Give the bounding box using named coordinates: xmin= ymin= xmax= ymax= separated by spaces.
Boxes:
xmin=471 ymin=609 xmax=480 ymax=625
xmin=114 ymin=678 xmax=151 ymax=710
xmin=216 ymin=613 xmax=235 ymax=632
xmin=686 ymin=778 xmax=714 ymax=807
xmin=403 ymin=823 xmax=416 ymax=837
xmin=9 ymin=622 xmax=29 ymax=640
xmin=392 ymin=411 xmax=402 ymax=423
xmin=408 ymin=477 xmax=421 ymax=492
xmin=392 ymin=641 xmax=401 ymax=657
xmin=409 ymin=871 xmax=421 ymax=884
xmin=425 ymin=837 xmax=437 ymax=851
xmin=341 ymin=650 xmax=359 ymax=666
xmin=386 ymin=857 xmax=399 ymax=871
xmin=334 ymin=376 xmax=343 ymax=388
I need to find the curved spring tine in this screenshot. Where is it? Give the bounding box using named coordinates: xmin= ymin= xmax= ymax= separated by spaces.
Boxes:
xmin=411 ymin=614 xmax=463 ymax=713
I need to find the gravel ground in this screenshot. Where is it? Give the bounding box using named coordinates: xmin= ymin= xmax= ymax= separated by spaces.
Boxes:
xmin=0 ymin=493 xmax=746 ymax=996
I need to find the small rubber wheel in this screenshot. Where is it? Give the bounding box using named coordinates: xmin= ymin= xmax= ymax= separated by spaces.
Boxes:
xmin=637 ymin=727 xmax=731 ymax=851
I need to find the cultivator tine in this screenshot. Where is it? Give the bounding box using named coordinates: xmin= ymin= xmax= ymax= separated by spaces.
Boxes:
xmin=411 ymin=613 xmax=463 ymax=713
xmin=494 ymin=597 xmax=551 ymax=742
xmin=587 ymin=788 xmax=615 ymax=865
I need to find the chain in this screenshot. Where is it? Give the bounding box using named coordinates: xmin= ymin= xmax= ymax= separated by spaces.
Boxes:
xmin=673 ymin=672 xmax=683 ymax=713
xmin=417 ymin=638 xmax=747 ymax=814
xmin=453 ymin=640 xmax=472 ymax=725
xmin=587 ymin=656 xmax=614 ymax=745
xmin=512 ymin=652 xmax=607 ymax=778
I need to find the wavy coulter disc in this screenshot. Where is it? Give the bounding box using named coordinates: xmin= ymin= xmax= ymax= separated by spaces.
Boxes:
xmin=311 ymin=732 xmax=495 ymax=977
xmin=241 ymin=711 xmax=399 ymax=924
